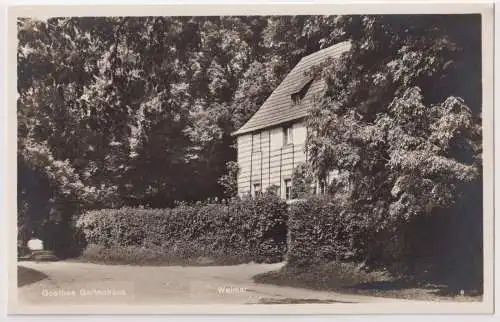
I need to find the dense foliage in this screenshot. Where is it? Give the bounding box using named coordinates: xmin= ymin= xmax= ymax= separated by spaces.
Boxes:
xmin=293 ymin=15 xmax=482 ymax=289
xmin=76 ymin=194 xmax=288 ymax=264
xmin=18 ymin=15 xmax=343 ymax=240
xmin=18 ymin=15 xmax=483 ymax=289
xmin=287 ymin=196 xmax=373 ymax=266
xmin=290 ymin=162 xmax=313 ymax=199
xmin=217 ymin=161 xmax=239 ymax=198
xmin=288 ymin=194 xmax=482 ymax=291
xmin=306 ymin=15 xmax=482 ymax=226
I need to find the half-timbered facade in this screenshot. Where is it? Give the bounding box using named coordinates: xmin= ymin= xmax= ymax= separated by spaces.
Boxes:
xmin=232 ymin=41 xmax=351 ymax=199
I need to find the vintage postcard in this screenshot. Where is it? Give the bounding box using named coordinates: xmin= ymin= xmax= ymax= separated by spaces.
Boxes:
xmin=5 ymin=1 xmax=495 ymax=315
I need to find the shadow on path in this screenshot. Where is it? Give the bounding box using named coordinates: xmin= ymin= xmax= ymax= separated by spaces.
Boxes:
xmin=257 ymin=298 xmax=354 ymax=304
xmin=18 ymin=266 xmax=48 ymax=287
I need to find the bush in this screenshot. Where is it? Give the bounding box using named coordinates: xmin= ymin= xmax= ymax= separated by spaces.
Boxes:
xmin=287 ymin=195 xmax=379 ymax=267
xmin=76 ymin=194 xmax=288 ymax=264
xmin=290 ymin=162 xmax=313 ymax=199
xmin=286 ymin=195 xmax=436 ymax=272
xmin=40 ymin=218 xmax=87 ymax=259
xmin=287 ymin=193 xmax=483 ymax=293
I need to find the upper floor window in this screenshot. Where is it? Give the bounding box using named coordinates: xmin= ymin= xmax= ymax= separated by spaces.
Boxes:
xmin=283 ymin=126 xmax=293 ymax=146
xmin=252 ymin=133 xmax=261 ymax=152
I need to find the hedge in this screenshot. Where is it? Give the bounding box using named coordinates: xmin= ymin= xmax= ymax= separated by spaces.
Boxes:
xmin=286 ymin=195 xmax=445 ymax=272
xmin=76 ymin=194 xmax=288 ymax=264
xmin=287 ymin=196 xmax=379 ymax=267
xmin=287 ymin=194 xmax=483 ymax=290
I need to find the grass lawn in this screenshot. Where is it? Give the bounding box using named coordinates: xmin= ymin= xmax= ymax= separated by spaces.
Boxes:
xmin=17 ymin=266 xmax=48 ymax=287
xmin=252 ymin=262 xmax=482 ymax=302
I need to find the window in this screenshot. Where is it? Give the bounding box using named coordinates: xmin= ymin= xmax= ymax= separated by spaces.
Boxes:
xmin=283 ymin=126 xmax=293 ymax=146
xmin=291 ymin=93 xmax=301 ymax=105
xmin=284 ymin=179 xmax=292 ymax=200
xmin=253 ymin=183 xmax=262 ymax=197
xmin=252 ymin=133 xmax=261 ymax=152
xmin=291 ymin=79 xmax=313 ymax=105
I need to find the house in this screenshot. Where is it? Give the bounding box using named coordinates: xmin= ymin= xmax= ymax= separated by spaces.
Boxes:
xmin=232 ymin=41 xmax=351 ymax=200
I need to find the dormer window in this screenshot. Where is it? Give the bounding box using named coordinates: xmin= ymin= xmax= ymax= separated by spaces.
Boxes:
xmin=291 ymin=93 xmax=301 ymax=105
xmin=291 ymin=78 xmax=313 ymax=105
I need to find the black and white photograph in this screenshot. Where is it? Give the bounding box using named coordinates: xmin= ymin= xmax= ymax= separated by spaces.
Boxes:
xmin=6 ymin=2 xmax=494 ymax=315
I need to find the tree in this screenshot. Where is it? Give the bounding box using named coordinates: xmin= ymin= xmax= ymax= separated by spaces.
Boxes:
xmin=305 ymin=15 xmax=482 ymax=285
xmin=307 ymin=15 xmax=481 ymax=218
xmin=17 ymin=17 xmax=128 ymax=247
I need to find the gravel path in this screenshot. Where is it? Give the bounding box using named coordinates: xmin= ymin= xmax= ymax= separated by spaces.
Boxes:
xmin=17 ymin=261 xmax=425 ymax=305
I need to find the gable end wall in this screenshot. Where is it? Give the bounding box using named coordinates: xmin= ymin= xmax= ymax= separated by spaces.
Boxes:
xmin=236 ymin=121 xmax=307 ymax=198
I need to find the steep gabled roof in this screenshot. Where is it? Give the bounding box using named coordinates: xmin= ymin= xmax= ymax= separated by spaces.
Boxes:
xmin=232 ymin=41 xmax=351 ymax=136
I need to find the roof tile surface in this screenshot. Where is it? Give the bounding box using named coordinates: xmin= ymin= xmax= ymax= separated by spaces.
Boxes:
xmin=233 ymin=41 xmax=351 ymax=136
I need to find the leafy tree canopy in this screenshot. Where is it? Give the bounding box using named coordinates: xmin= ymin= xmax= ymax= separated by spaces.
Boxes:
xmin=305 ymin=15 xmax=482 ymax=227
xmin=18 ymin=15 xmax=482 ymax=243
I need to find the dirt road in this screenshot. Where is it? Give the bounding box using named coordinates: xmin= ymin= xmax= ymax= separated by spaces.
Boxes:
xmin=17 ymin=261 xmax=422 ymax=305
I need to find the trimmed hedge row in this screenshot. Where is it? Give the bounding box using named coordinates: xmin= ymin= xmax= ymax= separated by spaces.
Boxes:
xmin=76 ymin=194 xmax=288 ymax=264
xmin=286 ymin=196 xmax=440 ymax=272
xmin=287 ymin=196 xmax=379 ymax=267
xmin=287 ymin=195 xmax=483 ymax=290
xmin=77 ymin=191 xmax=481 ymax=290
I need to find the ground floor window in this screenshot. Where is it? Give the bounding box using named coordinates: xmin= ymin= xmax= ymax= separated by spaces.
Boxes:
xmin=284 ymin=179 xmax=292 ymax=200
xmin=252 ymin=183 xmax=262 ymax=197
